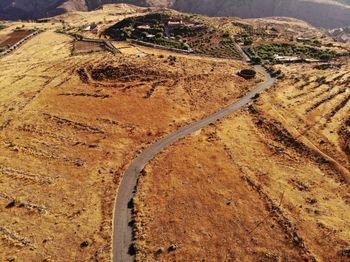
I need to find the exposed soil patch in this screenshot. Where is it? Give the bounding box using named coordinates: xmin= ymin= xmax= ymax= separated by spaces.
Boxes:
xmin=74 ymin=40 xmax=106 ymax=54
xmin=0 ymin=30 xmax=34 ymax=48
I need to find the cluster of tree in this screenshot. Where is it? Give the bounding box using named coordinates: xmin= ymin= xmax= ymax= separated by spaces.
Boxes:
xmin=249 ymin=43 xmax=340 ymax=61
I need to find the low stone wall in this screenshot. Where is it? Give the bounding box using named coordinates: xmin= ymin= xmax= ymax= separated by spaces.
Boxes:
xmin=80 ymin=38 xmax=104 ymax=44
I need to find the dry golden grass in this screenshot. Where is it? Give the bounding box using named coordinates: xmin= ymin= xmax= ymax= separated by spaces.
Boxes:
xmin=134 ymin=59 xmax=350 ymax=261
xmin=0 ymin=21 xmax=258 ymax=260
xmin=134 ymin=127 xmax=310 ymax=261
xmin=262 ymin=58 xmax=350 ymax=170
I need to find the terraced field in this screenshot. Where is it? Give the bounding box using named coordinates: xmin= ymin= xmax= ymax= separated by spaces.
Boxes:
xmin=266 ymin=59 xmax=350 ymax=168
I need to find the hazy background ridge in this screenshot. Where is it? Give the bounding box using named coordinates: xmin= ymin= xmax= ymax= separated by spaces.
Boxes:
xmin=0 ymin=0 xmax=349 ymax=28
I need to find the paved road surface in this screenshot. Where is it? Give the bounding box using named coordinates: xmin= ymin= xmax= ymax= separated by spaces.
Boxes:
xmin=112 ymin=64 xmax=275 ymax=262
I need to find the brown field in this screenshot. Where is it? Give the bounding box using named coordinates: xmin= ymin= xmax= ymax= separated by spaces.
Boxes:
xmin=134 ymin=60 xmax=350 ymax=260
xmin=0 ymin=30 xmax=34 ymax=48
xmin=74 ymin=40 xmax=107 ymax=54
xmin=0 ymin=26 xmax=259 ymax=261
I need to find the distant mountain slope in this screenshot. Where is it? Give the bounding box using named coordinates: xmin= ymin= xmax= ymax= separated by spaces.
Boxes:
xmin=172 ymin=0 xmax=350 ymax=28
xmin=0 ymin=0 xmax=146 ymax=20
xmin=0 ymin=0 xmax=349 ymax=28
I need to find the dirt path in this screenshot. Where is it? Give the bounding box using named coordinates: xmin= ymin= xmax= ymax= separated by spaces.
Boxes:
xmin=112 ymin=64 xmax=276 ymax=262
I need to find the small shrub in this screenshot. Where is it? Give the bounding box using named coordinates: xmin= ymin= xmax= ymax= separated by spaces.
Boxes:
xmin=320 ymin=53 xmax=332 ymax=61
xmin=243 ymin=36 xmax=253 ymax=46
xmin=251 ymin=56 xmax=262 ymax=65
xmin=252 ymin=93 xmax=260 ymax=100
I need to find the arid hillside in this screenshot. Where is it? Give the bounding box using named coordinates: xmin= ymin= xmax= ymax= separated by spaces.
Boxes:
xmin=173 ymin=0 xmax=350 ymax=28
xmin=0 ymin=5 xmax=264 ymax=261
xmin=0 ymin=3 xmax=350 ymax=262
xmin=0 ymin=0 xmax=155 ymax=20
xmin=129 ymin=9 xmax=350 ymax=262
xmin=134 ymin=55 xmax=350 ymax=262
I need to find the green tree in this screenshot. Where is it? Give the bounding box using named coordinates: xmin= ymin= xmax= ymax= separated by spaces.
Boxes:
xmin=320 ymin=53 xmax=332 ymax=61
xmin=251 ymin=56 xmax=262 ymax=64
xmin=243 ymin=37 xmax=253 ymax=46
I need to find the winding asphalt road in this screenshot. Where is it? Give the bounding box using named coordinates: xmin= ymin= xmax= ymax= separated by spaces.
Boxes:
xmin=112 ymin=64 xmax=276 ymax=262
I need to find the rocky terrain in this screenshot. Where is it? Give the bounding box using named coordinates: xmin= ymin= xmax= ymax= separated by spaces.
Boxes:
xmin=1 ymin=0 xmax=350 ymax=28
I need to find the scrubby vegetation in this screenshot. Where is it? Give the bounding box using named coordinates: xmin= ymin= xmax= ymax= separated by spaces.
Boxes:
xmin=105 ymin=12 xmax=241 ymax=59
xmin=147 ymin=36 xmax=190 ymax=50
xmin=249 ymin=43 xmax=347 ymax=61
xmin=296 ymin=38 xmax=322 ymax=47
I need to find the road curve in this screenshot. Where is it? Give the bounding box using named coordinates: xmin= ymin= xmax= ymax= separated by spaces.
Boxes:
xmin=112 ymin=64 xmax=276 ymax=262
